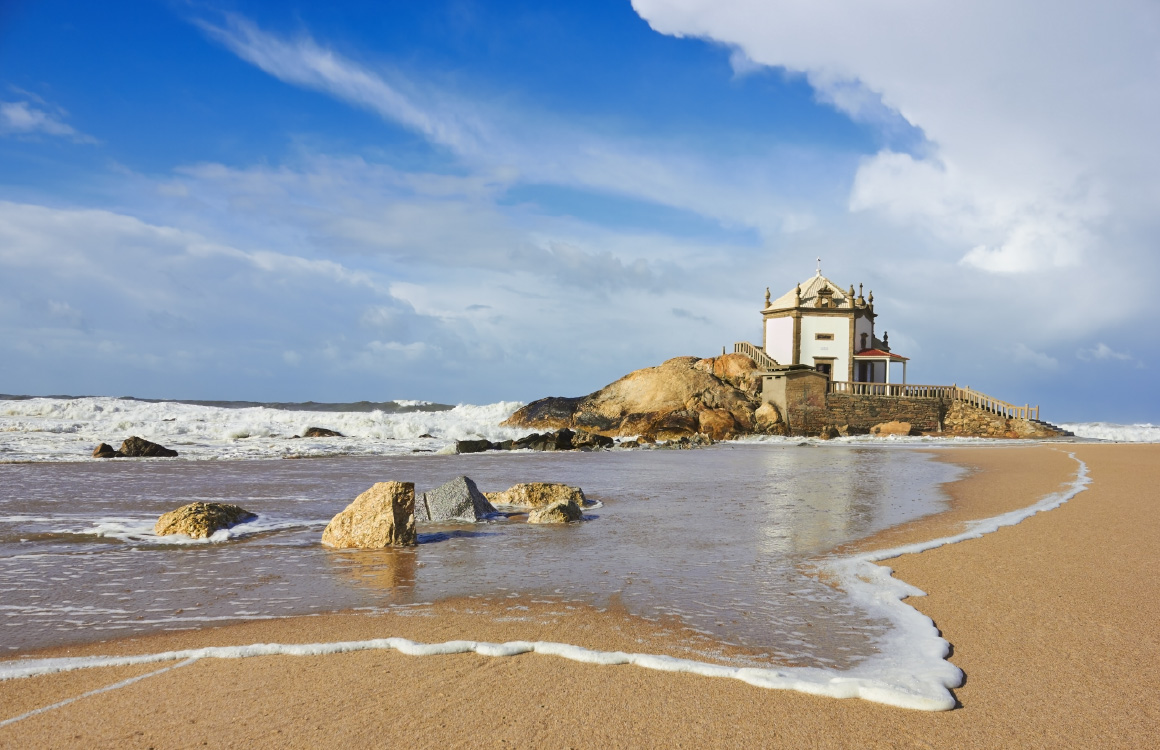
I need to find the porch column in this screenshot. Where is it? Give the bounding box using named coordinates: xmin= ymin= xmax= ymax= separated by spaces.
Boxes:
xmin=902 ymin=360 xmax=907 ymax=384
xmin=885 ymin=359 xmax=891 ymax=384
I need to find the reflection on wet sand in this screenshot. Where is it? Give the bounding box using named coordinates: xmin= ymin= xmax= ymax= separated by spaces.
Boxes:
xmin=326 ymin=547 xmax=418 ymax=603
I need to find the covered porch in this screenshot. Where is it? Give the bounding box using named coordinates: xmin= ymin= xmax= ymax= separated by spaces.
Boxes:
xmin=852 ymin=348 xmax=909 ymax=384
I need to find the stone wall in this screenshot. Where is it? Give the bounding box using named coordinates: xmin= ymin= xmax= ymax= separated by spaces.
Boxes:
xmin=822 ymin=394 xmax=948 ymax=433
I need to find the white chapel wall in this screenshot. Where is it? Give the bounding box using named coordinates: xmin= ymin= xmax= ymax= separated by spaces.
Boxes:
xmin=764 ymin=317 xmax=793 ymax=365
xmin=800 ymin=315 xmax=849 ymax=379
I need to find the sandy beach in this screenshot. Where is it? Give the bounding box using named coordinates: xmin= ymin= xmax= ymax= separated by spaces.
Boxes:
xmin=1 ymin=443 xmax=1157 ymax=748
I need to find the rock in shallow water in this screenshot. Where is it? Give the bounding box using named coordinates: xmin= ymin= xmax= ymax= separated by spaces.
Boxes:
xmin=302 ymin=427 xmax=344 ymax=438
xmin=485 ymin=482 xmax=587 ymax=509
xmin=154 ymin=502 xmax=256 ymax=539
xmin=527 ymin=499 xmax=583 ymax=524
xmin=119 ymin=436 xmax=178 ymax=458
xmin=92 ymin=443 xmax=121 ymax=458
xmin=415 ymin=476 xmax=495 ymax=523
xmin=322 ymin=481 xmax=417 ymax=548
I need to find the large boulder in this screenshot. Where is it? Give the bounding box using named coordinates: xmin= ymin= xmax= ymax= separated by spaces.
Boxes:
xmin=502 ymin=356 xmax=761 ymax=441
xmin=155 ymin=502 xmax=256 ymax=539
xmin=528 ymin=499 xmax=583 ymax=524
xmin=485 ymin=482 xmax=587 ymax=509
xmin=694 ymin=353 xmax=762 ymax=396
xmin=119 ymin=436 xmax=178 ymax=458
xmin=415 ymin=476 xmax=496 ymax=523
xmin=871 ymin=421 xmax=914 ymax=437
xmin=322 ymin=481 xmax=417 ymax=548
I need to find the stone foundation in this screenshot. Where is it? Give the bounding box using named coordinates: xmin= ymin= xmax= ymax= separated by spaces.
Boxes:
xmin=822 ymin=393 xmax=947 ymax=433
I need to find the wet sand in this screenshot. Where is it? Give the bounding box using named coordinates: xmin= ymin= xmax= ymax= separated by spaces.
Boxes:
xmin=1 ymin=443 xmax=1157 ymax=748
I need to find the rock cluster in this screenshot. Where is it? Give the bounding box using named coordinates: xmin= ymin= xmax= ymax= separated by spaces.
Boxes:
xmin=451 ymin=428 xmax=615 ymax=455
xmin=503 ymin=354 xmax=764 ymax=442
xmin=155 ymin=502 xmax=256 ymax=539
xmin=93 ymin=437 xmax=178 ymax=458
xmin=322 ymin=477 xmax=590 ymax=547
xmin=322 ymin=481 xmax=417 ymax=548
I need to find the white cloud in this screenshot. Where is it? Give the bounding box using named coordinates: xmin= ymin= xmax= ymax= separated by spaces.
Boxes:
xmin=1077 ymin=343 xmax=1134 ymax=363
xmin=1011 ymin=343 xmax=1059 ymax=370
xmin=632 ymin=0 xmax=1160 ymax=276
xmin=0 ymin=100 xmax=95 ymax=142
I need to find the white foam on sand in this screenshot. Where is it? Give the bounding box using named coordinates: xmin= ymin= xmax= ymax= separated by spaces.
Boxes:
xmin=0 ymin=397 xmax=530 ymax=461
xmin=0 ymin=453 xmax=1091 ymax=712
xmin=1059 ymin=422 xmax=1160 ymax=442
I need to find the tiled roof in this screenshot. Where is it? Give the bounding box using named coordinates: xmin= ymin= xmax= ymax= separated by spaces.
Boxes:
xmin=767 ymin=272 xmax=853 ymax=310
xmin=854 ymin=348 xmax=908 ymax=361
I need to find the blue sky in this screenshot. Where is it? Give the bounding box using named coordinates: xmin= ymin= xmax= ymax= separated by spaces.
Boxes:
xmin=1 ymin=0 xmax=1157 ymax=421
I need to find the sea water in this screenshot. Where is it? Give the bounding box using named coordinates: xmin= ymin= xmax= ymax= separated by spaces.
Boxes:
xmin=0 ymin=399 xmax=962 ymax=668
xmin=0 ymin=396 xmax=1097 ymax=710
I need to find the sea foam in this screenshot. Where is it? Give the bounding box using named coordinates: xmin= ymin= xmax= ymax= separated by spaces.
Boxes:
xmin=0 ymin=452 xmax=1091 ymax=712
xmin=1059 ymin=422 xmax=1160 ymax=442
xmin=0 ymin=396 xmax=530 ymax=461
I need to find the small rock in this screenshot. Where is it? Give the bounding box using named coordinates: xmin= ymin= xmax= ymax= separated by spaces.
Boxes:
xmin=571 ymin=430 xmax=614 ymax=450
xmin=513 ymin=429 xmax=574 ymax=451
xmin=755 ymin=402 xmax=783 ymax=429
xmin=434 ymin=444 xmax=459 ymax=455
xmin=485 ymin=482 xmax=587 ymax=509
xmin=418 ymin=433 xmax=435 ymax=439
xmin=870 ymin=421 xmax=914 ymax=437
xmin=818 ymin=425 xmax=840 ymax=440
xmin=155 ymin=502 xmax=256 ymax=539
xmin=528 ymin=499 xmax=583 ymax=524
xmin=322 ymin=481 xmax=417 ymax=548
xmin=92 ymin=443 xmax=122 ymax=458
xmin=415 ymin=476 xmax=496 ymax=523
xmin=119 ymin=436 xmax=178 ymax=458
xmin=303 ymin=427 xmax=344 ymax=438
xmin=456 ymin=439 xmax=494 ymax=454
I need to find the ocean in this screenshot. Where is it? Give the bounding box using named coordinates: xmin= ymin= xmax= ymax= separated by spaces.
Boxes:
xmin=0 ymin=396 xmax=1129 ymax=708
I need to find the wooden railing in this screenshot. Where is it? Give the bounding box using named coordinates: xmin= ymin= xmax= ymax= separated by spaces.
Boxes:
xmin=953 ymin=385 xmax=1039 ymax=421
xmin=733 ymin=341 xmax=780 ymax=371
xmin=829 ymin=381 xmax=1040 ymax=421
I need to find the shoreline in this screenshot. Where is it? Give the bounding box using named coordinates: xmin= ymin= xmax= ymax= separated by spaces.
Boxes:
xmin=2 ymin=444 xmax=1156 ymax=746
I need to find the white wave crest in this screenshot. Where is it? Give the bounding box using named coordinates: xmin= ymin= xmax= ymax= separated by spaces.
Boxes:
xmin=0 ymin=397 xmax=530 ymax=461
xmin=1059 ymin=422 xmax=1160 ymax=442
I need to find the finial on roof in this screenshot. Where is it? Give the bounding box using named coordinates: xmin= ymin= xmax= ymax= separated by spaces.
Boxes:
xmin=883 ymin=331 xmax=889 ymax=351
xmin=764 ymin=287 xmax=770 ymax=307
xmin=857 ymin=282 xmax=865 ymax=306
xmin=869 ymin=290 xmax=874 ymax=306
xmin=816 ymin=257 xmax=822 ymax=276
xmin=847 ymin=284 xmax=855 ymax=306
xmin=794 ymin=284 xmax=802 ymax=305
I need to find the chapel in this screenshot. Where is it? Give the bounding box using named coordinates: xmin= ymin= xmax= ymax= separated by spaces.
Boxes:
xmin=756 ymin=264 xmax=908 ymax=384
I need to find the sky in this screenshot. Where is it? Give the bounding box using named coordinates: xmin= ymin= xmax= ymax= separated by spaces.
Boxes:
xmin=1 ymin=0 xmax=1157 ymax=421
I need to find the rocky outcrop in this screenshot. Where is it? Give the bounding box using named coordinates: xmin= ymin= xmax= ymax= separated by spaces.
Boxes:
xmin=322 ymin=481 xmax=417 ymax=548
xmin=943 ymin=402 xmax=1071 ymax=438
xmin=302 ymin=427 xmax=344 ymax=438
xmin=503 ymin=355 xmax=761 ymax=441
xmin=485 ymin=482 xmax=588 ymax=509
xmin=527 ymin=499 xmax=583 ymax=524
xmin=414 ymin=476 xmax=495 ymax=523
xmin=871 ymin=421 xmax=914 ymax=437
xmin=154 ymin=502 xmax=256 ymax=539
xmin=118 ymin=437 xmax=178 ymax=458
xmin=92 ymin=443 xmax=121 ymax=458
